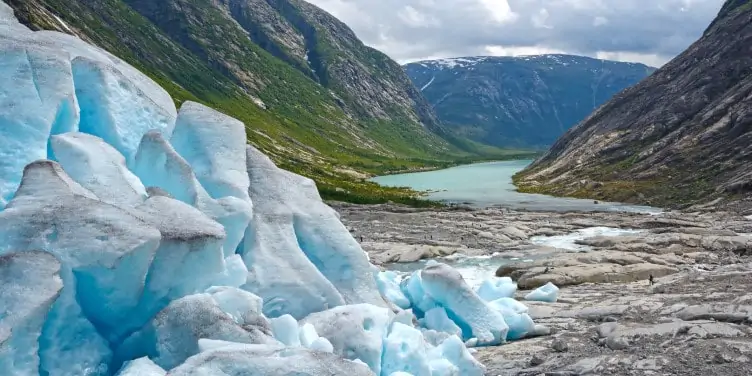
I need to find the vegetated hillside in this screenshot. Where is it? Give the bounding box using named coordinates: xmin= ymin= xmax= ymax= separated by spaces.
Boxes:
xmin=514 ymin=0 xmax=752 ymax=211
xmin=3 ymin=0 xmax=526 ymax=205
xmin=405 ymin=55 xmax=655 ymax=148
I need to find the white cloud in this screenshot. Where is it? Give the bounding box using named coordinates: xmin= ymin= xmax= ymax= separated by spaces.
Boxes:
xmin=478 ymin=0 xmax=518 ymax=23
xmin=531 ymin=8 xmax=553 ymax=29
xmin=593 ymin=16 xmax=608 ymax=26
xmin=398 ymin=5 xmax=440 ymax=27
xmin=595 ymin=51 xmax=671 ymax=67
xmin=484 ymin=45 xmax=567 ymax=56
xmin=305 ymin=0 xmax=724 ymax=66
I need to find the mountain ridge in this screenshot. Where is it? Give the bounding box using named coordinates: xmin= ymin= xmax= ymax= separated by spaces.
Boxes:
xmin=404 ymin=54 xmax=656 ymax=148
xmin=514 ymin=1 xmax=752 ymax=211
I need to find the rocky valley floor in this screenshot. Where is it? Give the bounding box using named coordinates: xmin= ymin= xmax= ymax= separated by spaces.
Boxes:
xmin=333 ymin=203 xmax=752 ymax=375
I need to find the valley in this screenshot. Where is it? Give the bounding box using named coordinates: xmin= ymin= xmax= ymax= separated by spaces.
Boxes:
xmin=2 ymin=0 xmax=752 ymax=375
xmin=514 ymin=0 xmax=752 ymax=210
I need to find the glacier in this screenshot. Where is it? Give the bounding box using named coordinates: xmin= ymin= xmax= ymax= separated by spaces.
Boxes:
xmin=0 ymin=5 xmax=550 ymax=376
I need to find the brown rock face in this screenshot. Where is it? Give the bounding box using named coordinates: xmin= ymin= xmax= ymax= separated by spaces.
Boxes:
xmin=516 ymin=1 xmax=752 ymax=211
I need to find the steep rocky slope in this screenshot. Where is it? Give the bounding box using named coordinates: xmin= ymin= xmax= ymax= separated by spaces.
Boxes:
xmin=3 ymin=0 xmax=508 ymax=204
xmin=515 ymin=1 xmax=752 ymax=210
xmin=405 ymin=55 xmax=655 ymax=147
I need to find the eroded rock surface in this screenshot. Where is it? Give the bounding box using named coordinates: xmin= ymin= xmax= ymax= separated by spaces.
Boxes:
xmin=476 ymin=263 xmax=752 ymax=375
xmin=335 ymin=203 xmax=752 ymax=375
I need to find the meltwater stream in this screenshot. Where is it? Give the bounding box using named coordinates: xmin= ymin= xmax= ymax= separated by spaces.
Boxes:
xmin=388 ymin=227 xmax=646 ymax=288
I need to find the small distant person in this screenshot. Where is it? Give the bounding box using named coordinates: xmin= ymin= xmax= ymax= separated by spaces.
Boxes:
xmin=360 ymin=235 xmax=363 ymax=243
xmin=543 ymin=266 xmax=550 ymax=274
xmin=649 ymin=274 xmax=655 ymax=286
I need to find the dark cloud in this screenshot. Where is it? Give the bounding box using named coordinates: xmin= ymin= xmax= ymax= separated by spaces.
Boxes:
xmin=306 ymin=0 xmax=724 ymax=66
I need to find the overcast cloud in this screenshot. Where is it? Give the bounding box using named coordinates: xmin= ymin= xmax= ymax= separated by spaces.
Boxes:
xmin=306 ymin=0 xmax=724 ymax=67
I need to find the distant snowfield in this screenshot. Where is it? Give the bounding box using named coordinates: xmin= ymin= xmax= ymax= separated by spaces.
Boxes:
xmin=412 ymin=54 xmax=646 ymax=70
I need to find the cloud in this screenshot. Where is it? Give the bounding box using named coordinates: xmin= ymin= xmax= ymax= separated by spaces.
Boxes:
xmin=305 ymin=0 xmax=724 ymax=66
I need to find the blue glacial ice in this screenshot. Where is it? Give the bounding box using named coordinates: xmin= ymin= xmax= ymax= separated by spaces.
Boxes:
xmin=0 ymin=7 xmax=538 ymax=375
xmin=298 ymin=323 xmax=320 ymax=347
xmin=496 ymin=310 xmax=536 ymax=341
xmin=72 ymin=57 xmax=175 ymax=163
xmin=381 ymin=323 xmax=431 ymax=376
xmin=427 ymin=335 xmax=484 ymax=376
xmin=525 ymin=282 xmax=560 ymax=303
xmin=487 ymin=297 xmax=529 ymax=314
xmin=1 ymin=161 xmax=161 ymax=375
xmin=115 ymin=291 xmax=280 ymax=370
xmin=242 ymin=146 xmax=384 ymax=319
xmin=0 ymin=40 xmax=78 ymax=208
xmin=422 ymin=308 xmax=462 ymax=338
xmin=476 ymin=277 xmax=517 ymax=301
xmin=395 ymin=263 xmax=548 ymax=344
xmin=0 ymin=251 xmax=63 ymax=376
xmin=0 ymin=10 xmax=174 ymax=208
xmin=309 ymin=337 xmax=335 ymax=353
xmin=51 ymin=132 xmax=147 ymax=207
xmin=378 ymin=270 xmax=411 ymax=309
xmin=170 ymin=101 xmax=249 ymax=201
xmin=421 ymin=263 xmax=508 ymax=346
xmin=205 ymin=286 xmax=268 ymax=327
xmin=132 ymin=129 xmax=253 ymax=257
xmin=271 ymin=315 xmax=302 ymax=347
xmin=400 ymin=270 xmax=439 ymax=316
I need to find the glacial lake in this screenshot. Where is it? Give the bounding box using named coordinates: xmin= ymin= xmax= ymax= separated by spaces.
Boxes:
xmin=371 ymin=160 xmax=661 ymax=213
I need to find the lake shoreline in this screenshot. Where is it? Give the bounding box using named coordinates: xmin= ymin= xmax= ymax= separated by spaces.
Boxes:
xmin=371 ymin=153 xmax=542 ymax=178
xmin=369 ymin=160 xmax=661 ymax=213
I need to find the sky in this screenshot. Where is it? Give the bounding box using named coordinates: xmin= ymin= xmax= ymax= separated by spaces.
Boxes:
xmin=306 ymin=0 xmax=725 ymax=67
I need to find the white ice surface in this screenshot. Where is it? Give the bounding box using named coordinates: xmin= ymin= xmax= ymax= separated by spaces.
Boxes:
xmin=0 ymin=251 xmax=63 ymax=376
xmin=115 ymin=357 xmax=165 ymax=376
xmin=525 ymin=282 xmax=560 ymax=303
xmin=301 ymin=304 xmax=390 ymax=374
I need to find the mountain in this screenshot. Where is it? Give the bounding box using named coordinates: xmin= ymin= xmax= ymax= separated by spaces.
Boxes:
xmin=514 ymin=0 xmax=752 ymax=210
xmin=405 ymin=55 xmax=656 ymax=147
xmin=3 ymin=0 xmax=513 ymax=204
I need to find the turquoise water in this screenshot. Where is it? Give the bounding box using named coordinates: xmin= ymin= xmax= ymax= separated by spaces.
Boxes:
xmin=371 ymin=160 xmax=661 ymax=213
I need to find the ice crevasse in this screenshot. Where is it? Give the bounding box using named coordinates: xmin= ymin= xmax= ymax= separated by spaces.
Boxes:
xmin=0 ymin=3 xmax=556 ymax=375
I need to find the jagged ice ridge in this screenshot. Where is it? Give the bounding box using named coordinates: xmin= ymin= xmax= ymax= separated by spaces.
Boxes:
xmin=0 ymin=3 xmax=553 ymax=375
